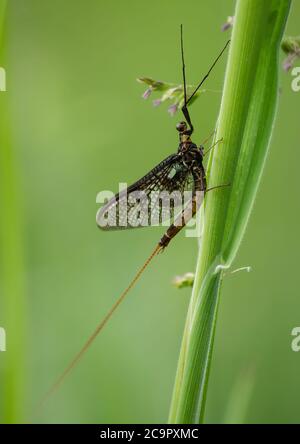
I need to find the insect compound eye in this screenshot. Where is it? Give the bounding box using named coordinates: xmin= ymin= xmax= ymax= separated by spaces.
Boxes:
xmin=176 ymin=121 xmax=187 ymax=132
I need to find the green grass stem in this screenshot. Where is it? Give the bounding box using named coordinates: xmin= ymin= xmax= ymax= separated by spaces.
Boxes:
xmin=169 ymin=0 xmax=291 ymax=424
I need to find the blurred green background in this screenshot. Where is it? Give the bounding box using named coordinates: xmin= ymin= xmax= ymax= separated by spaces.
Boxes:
xmin=0 ymin=0 xmax=299 ymax=424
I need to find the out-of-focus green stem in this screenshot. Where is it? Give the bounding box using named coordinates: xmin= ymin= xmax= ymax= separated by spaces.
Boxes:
xmin=0 ymin=0 xmax=27 ymax=423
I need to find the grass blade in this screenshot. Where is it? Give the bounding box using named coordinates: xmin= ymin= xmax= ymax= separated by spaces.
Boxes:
xmin=169 ymin=0 xmax=291 ymax=424
xmin=0 ymin=1 xmax=27 ymax=423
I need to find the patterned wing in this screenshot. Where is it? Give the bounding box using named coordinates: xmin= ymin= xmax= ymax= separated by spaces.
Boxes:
xmin=96 ymin=153 xmax=194 ymax=230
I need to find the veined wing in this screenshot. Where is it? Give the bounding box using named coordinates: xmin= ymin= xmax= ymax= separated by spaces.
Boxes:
xmin=96 ymin=153 xmax=195 ymax=230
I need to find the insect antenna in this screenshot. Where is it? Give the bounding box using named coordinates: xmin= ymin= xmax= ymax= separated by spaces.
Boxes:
xmin=36 ymin=244 xmax=161 ymax=413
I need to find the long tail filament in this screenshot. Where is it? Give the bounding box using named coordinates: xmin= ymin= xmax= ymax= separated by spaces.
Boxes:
xmin=38 ymin=243 xmax=162 ymax=411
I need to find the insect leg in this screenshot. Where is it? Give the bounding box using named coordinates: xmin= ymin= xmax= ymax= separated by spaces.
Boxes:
xmin=203 ymin=138 xmax=223 ymax=156
xmin=206 ymin=183 xmax=230 ymax=192
xmin=200 ymin=129 xmax=216 ymax=147
xmin=182 ymin=105 xmax=194 ymax=135
xmin=185 ymin=40 xmax=230 ymax=107
xmin=180 ymin=25 xmax=194 ymax=134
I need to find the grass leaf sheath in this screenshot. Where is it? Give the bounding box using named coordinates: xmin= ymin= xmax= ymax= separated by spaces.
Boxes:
xmin=169 ymin=0 xmax=291 ymax=424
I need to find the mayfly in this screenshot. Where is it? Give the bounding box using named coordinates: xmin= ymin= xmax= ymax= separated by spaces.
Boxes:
xmin=40 ymin=26 xmax=230 ymax=406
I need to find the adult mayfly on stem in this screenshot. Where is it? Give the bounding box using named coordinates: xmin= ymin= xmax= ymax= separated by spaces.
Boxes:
xmin=39 ymin=26 xmax=230 ymax=408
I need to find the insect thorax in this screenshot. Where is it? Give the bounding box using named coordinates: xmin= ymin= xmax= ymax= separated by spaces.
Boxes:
xmin=178 ymin=141 xmax=202 ymax=167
